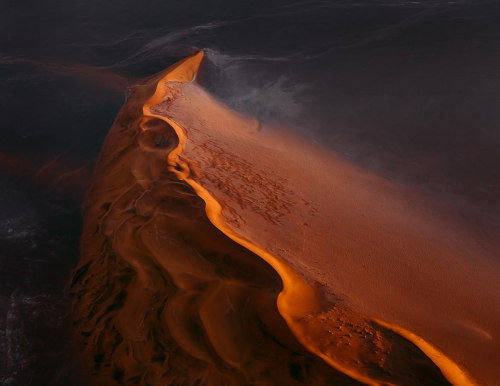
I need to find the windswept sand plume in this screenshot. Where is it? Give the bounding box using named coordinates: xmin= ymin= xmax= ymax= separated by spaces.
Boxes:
xmin=71 ymin=52 xmax=500 ymax=385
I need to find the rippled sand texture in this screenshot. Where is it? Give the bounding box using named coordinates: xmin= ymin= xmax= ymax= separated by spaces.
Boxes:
xmin=71 ymin=53 xmax=499 ymax=385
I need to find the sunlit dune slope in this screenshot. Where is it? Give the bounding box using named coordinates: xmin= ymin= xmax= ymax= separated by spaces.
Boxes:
xmin=71 ymin=52 xmax=499 ymax=385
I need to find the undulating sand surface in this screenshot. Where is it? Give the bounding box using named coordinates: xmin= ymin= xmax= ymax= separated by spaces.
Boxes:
xmin=71 ymin=52 xmax=500 ymax=385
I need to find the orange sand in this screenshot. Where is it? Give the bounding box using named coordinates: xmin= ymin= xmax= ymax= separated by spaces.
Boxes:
xmin=71 ymin=52 xmax=500 ymax=385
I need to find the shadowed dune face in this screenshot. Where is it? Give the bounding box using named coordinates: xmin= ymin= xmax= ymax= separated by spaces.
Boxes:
xmin=71 ymin=53 xmax=498 ymax=385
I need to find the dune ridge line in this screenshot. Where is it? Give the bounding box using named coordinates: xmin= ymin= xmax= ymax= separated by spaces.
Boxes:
xmin=142 ymin=51 xmax=476 ymax=386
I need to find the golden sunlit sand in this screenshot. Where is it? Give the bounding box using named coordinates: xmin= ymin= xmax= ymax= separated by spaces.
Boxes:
xmin=71 ymin=52 xmax=499 ymax=385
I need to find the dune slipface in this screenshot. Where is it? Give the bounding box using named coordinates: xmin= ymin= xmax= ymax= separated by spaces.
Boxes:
xmin=71 ymin=52 xmax=500 ymax=385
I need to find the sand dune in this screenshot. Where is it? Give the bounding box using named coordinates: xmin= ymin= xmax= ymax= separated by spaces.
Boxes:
xmin=71 ymin=52 xmax=499 ymax=385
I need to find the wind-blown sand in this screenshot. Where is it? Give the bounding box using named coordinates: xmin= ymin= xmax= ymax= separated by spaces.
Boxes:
xmin=71 ymin=52 xmax=500 ymax=385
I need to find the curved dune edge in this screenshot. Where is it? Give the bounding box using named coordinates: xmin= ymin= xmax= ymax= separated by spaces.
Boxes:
xmin=70 ymin=52 xmax=364 ymax=386
xmin=373 ymin=319 xmax=476 ymax=386
xmin=142 ymin=52 xmax=476 ymax=385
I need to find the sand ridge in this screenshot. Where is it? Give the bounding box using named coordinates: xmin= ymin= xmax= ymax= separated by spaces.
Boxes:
xmin=70 ymin=54 xmax=361 ymax=385
xmin=71 ymin=52 xmax=499 ymax=385
xmin=143 ymin=52 xmax=479 ymax=385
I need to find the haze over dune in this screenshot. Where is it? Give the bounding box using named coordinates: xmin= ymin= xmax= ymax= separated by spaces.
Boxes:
xmin=71 ymin=52 xmax=499 ymax=385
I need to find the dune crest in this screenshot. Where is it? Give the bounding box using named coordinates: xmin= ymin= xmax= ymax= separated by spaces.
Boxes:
xmin=71 ymin=52 xmax=499 ymax=385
